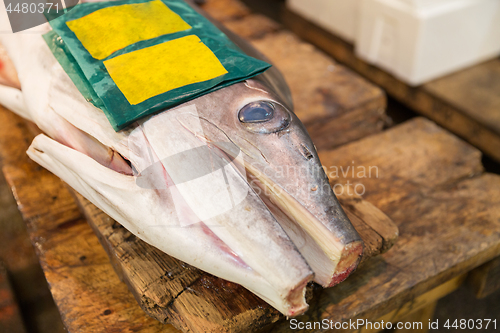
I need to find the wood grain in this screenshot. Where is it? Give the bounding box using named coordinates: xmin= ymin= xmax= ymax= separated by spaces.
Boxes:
xmin=359 ymin=275 xmax=465 ymax=333
xmin=283 ymin=9 xmax=500 ymax=161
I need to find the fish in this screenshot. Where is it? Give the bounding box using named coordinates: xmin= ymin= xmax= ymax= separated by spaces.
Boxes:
xmin=0 ymin=1 xmax=363 ymax=317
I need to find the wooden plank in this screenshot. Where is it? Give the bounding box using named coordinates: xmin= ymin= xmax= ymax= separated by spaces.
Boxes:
xmin=268 ymin=117 xmax=500 ymax=331
xmin=202 ymin=2 xmax=387 ymax=151
xmin=0 ymin=263 xmax=27 ymax=333
xmin=283 ymin=9 xmax=500 ymax=161
xmin=424 ymin=59 xmax=500 ymax=135
xmin=467 ymin=255 xmax=500 ymax=299
xmin=73 ymin=192 xmax=278 ymax=333
xmin=223 ymin=13 xmax=281 ymax=40
xmin=359 ymin=275 xmax=464 ymax=333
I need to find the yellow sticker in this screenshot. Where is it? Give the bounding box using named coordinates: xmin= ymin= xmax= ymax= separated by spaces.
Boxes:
xmin=104 ymin=35 xmax=228 ymax=105
xmin=66 ymin=0 xmax=191 ymax=60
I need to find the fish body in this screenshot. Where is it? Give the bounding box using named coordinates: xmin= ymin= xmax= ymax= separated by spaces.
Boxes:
xmin=0 ymin=1 xmax=362 ymax=317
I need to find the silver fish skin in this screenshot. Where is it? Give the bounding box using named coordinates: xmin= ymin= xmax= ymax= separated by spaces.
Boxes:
xmin=0 ymin=1 xmax=363 ymax=317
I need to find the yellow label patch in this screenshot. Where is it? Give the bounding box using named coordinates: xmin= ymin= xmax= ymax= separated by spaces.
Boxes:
xmin=103 ymin=35 xmax=228 ymax=105
xmin=66 ymin=0 xmax=191 ymax=60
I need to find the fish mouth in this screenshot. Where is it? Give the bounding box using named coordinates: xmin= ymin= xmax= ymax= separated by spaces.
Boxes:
xmin=213 ymin=142 xmax=363 ymax=289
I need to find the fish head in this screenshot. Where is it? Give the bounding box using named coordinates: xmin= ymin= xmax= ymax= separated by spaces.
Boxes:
xmin=169 ymin=79 xmax=363 ymax=287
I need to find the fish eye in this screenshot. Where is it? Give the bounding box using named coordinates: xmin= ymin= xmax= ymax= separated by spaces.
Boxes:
xmin=238 ymin=101 xmax=274 ymax=123
xmin=238 ymin=100 xmax=291 ymax=134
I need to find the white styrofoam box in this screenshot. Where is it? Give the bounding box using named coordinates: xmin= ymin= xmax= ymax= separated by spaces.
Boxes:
xmin=287 ymin=0 xmax=360 ymax=42
xmin=355 ymin=0 xmax=500 ymax=86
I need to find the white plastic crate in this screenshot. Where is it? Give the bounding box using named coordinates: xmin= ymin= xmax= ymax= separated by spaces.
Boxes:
xmin=287 ymin=0 xmax=360 ymax=42
xmin=355 ymin=0 xmax=500 ymax=85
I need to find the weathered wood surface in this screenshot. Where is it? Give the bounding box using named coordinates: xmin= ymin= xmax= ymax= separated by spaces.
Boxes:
xmin=0 ymin=167 xmax=66 ymax=333
xmin=204 ymin=0 xmax=387 ymax=151
xmin=1 ymin=0 xmax=499 ymax=332
xmin=3 ymin=115 xmax=500 ymax=332
xmin=467 ymin=255 xmax=500 ymax=299
xmin=0 ymin=263 xmax=27 ymax=333
xmin=283 ymin=8 xmax=500 ymax=162
xmin=360 ymin=274 xmax=465 ymax=333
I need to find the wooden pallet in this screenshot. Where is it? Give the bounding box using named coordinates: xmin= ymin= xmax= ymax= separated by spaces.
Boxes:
xmin=283 ymin=8 xmax=500 ymax=163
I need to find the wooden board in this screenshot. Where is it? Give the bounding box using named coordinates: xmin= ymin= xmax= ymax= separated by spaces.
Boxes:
xmin=202 ymin=0 xmax=387 ymax=151
xmin=2 ymin=0 xmax=500 ymax=332
xmin=283 ymin=9 xmax=500 ymax=161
